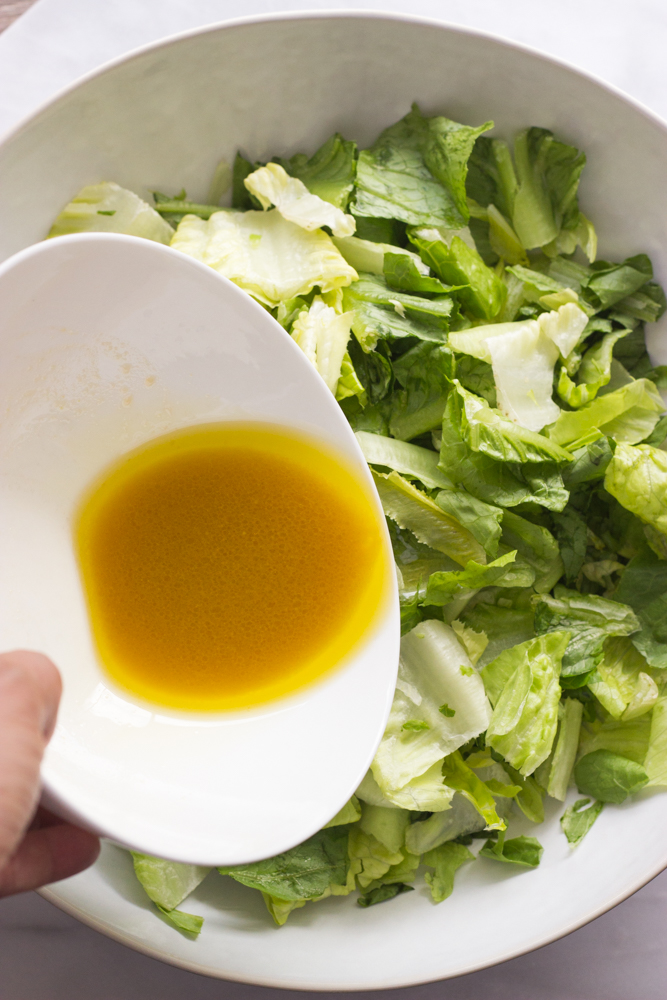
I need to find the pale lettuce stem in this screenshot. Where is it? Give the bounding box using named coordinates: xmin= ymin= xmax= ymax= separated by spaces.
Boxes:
xmin=547 ymin=698 xmax=584 ymax=801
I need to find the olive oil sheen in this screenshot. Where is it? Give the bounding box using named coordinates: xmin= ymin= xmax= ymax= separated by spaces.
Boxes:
xmin=76 ymin=424 xmax=387 ymax=711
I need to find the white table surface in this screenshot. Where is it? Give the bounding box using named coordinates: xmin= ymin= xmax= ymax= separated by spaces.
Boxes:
xmin=1 ymin=2 xmax=667 ymax=997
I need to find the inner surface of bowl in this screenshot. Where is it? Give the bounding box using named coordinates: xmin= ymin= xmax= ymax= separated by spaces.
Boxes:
xmin=1 ymin=10 xmax=667 ymax=989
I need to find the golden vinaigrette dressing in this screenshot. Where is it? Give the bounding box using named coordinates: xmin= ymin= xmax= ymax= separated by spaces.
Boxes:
xmin=75 ymin=424 xmax=388 ymax=711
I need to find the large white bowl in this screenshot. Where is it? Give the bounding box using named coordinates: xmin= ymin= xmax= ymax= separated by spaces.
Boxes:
xmin=1 ymin=10 xmax=667 ymax=991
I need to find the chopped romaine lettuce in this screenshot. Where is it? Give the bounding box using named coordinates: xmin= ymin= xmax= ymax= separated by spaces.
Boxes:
xmin=291 ymin=297 xmax=353 ymax=393
xmin=560 ymin=798 xmax=604 ymax=847
xmin=483 ymin=632 xmax=570 ymax=774
xmin=423 ymin=842 xmax=475 ymax=902
xmin=372 ymin=470 xmax=486 ymax=566
xmin=49 ymin=181 xmax=174 ymax=244
xmin=244 ymin=162 xmax=356 ymax=236
xmin=274 ymin=132 xmax=357 ymax=209
xmin=371 ymin=621 xmax=492 ymax=795
xmin=573 ymin=749 xmax=648 ymax=803
xmin=171 ymin=208 xmax=357 ymax=307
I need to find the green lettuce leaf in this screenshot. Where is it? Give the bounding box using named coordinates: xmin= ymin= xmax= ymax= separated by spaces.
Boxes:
xmin=155 ymin=905 xmax=204 ymax=936
xmin=348 ymin=827 xmax=404 ymax=889
xmin=343 ymin=272 xmax=454 ymax=327
xmin=615 ymin=547 xmax=667 ymax=670
xmin=501 ymin=510 xmax=564 ymax=593
xmin=324 ymin=796 xmax=362 ymax=828
xmin=645 ymin=696 xmax=667 ymax=786
xmin=587 ymin=636 xmax=658 ymax=721
xmin=573 ymin=749 xmax=648 ymax=803
xmin=390 ymin=523 xmax=461 ymax=603
xmin=578 ymin=715 xmax=651 ymax=765
xmin=372 ymin=469 xmax=486 ymax=566
xmin=131 ymin=854 xmax=211 ymax=910
xmin=274 ymin=132 xmax=357 ymax=209
xmin=585 ymin=254 xmax=654 ymax=311
xmin=371 ymin=620 xmax=492 ymax=794
xmin=478 ymin=831 xmax=543 ymax=868
xmin=441 ymin=752 xmax=506 ymax=830
xmin=219 ymin=827 xmax=349 ymax=901
xmin=333 ymin=235 xmax=427 ymax=276
xmin=560 ymin=798 xmax=604 ymax=847
xmin=171 ymin=208 xmax=357 ymax=307
xmin=359 ymin=803 xmax=410 ymax=854
xmin=357 ymin=758 xmax=455 ymax=811
xmin=604 ymin=442 xmax=667 ymax=541
xmin=353 ymin=104 xmax=491 ymax=228
xmin=422 ymin=842 xmax=475 ymax=902
xmin=512 ymin=128 xmax=586 ymax=250
xmin=557 ymin=329 xmax=629 ymax=408
xmin=344 ymin=340 xmax=390 ymax=403
xmin=562 ymin=437 xmax=616 ymax=486
xmin=349 ymin=300 xmax=447 ymax=352
xmin=460 ymin=601 xmax=536 ymax=669
xmin=533 ymin=586 xmax=640 ymax=678
xmin=383 ymin=251 xmax=449 ymax=294
xmin=410 ymin=232 xmax=505 ymax=320
xmin=423 ymin=550 xmax=534 ymax=606
xmin=435 ymin=490 xmax=503 ymax=556
xmin=358 ymin=883 xmax=414 ymax=907
xmin=244 ymin=162 xmax=355 ymax=237
xmin=388 ymin=342 xmax=456 ymax=440
xmin=483 ymin=632 xmax=570 ymax=774
xmin=452 ymin=383 xmax=573 ymax=464
xmin=356 ymin=431 xmax=452 ymax=489
xmin=546 ymin=697 xmax=583 ymax=800
xmin=549 ymin=506 xmax=589 ymax=582
xmin=49 ymin=181 xmax=174 ymax=243
xmin=291 ymin=297 xmax=353 ymax=393
xmin=548 ymin=378 xmax=663 ymax=449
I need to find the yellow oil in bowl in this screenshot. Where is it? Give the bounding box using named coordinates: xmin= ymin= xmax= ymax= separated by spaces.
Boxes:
xmin=76 ymin=423 xmax=387 ymax=711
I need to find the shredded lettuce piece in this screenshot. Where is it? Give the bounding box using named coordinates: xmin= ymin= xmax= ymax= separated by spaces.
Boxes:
xmin=171 ymin=209 xmax=357 ymax=307
xmin=372 ymin=469 xmax=487 ymax=566
xmin=422 ymin=550 xmax=534 ymax=606
xmin=411 ymin=232 xmax=505 ymax=320
xmin=356 ymin=761 xmax=455 ymax=811
xmin=546 ymin=697 xmax=583 ymax=800
xmin=574 ymin=749 xmax=648 ymax=803
xmin=533 ymin=587 xmax=640 ymax=680
xmin=291 ymin=297 xmax=353 ymax=393
xmin=355 ymin=431 xmax=453 ymax=489
xmin=332 ymin=235 xmax=428 ymax=275
xmin=423 ymin=842 xmax=475 ymax=902
xmin=348 ymin=827 xmax=403 ymax=889
xmin=443 ymin=753 xmax=515 ymax=830
xmin=645 ymin=696 xmax=667 ymax=786
xmin=244 ymin=162 xmax=355 ymax=237
xmin=353 ymin=104 xmax=491 ymax=228
xmin=587 ymin=637 xmax=658 ymax=721
xmin=578 ymin=715 xmax=651 ymax=765
xmin=479 ymin=831 xmax=543 ymax=868
xmin=131 ymin=854 xmax=210 ymax=911
xmin=219 ymin=826 xmax=349 ymax=901
xmin=324 ymin=796 xmax=362 ymax=828
xmin=604 ymin=442 xmax=667 ymax=541
xmin=560 ymin=798 xmax=604 ymax=847
xmin=548 ymin=379 xmax=663 ymax=449
xmin=49 ymin=181 xmax=174 ymax=244
xmin=371 ymin=620 xmax=492 ymax=795
xmin=274 ymin=132 xmax=357 ymax=209
xmin=452 ymin=383 xmax=573 ymax=463
xmin=615 ymin=547 xmax=667 ymax=669
xmin=359 ymin=803 xmax=410 ymax=854
xmin=483 ymin=632 xmax=569 ymax=775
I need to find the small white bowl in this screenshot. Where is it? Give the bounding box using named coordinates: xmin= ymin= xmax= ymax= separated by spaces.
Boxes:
xmin=0 ymin=231 xmax=399 ymax=865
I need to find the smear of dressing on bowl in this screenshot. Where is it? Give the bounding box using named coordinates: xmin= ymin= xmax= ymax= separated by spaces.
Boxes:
xmin=76 ymin=423 xmax=387 ymax=711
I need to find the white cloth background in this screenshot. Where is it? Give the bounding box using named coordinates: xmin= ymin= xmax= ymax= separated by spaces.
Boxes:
xmin=1 ymin=2 xmax=666 ymax=997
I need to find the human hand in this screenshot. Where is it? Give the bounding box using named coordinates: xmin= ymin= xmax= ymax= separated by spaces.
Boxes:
xmin=0 ymin=651 xmax=100 ymax=898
